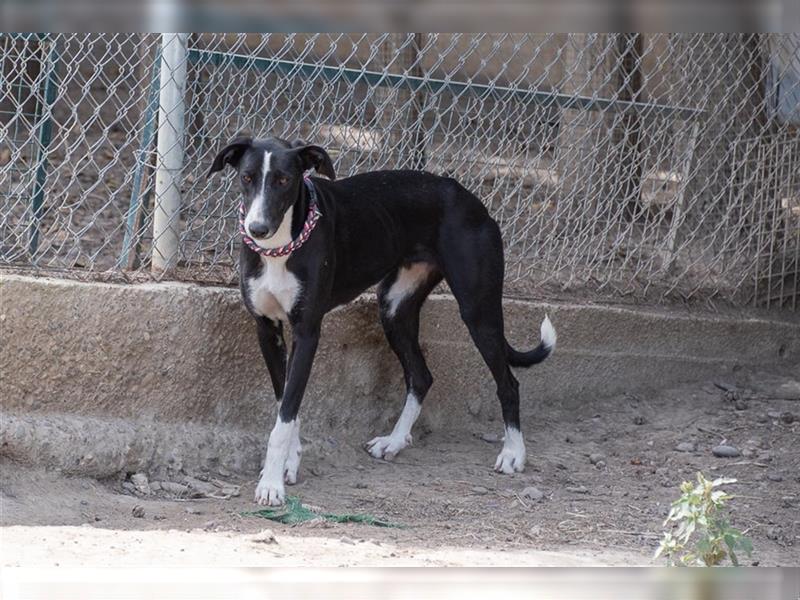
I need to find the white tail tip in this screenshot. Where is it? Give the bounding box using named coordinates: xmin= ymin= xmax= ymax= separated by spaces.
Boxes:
xmin=540 ymin=314 xmax=557 ymax=350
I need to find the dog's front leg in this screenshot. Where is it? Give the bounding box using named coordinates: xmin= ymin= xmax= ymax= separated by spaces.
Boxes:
xmin=255 ymin=323 xmax=320 ymax=506
xmin=255 ymin=317 xmax=287 ymax=402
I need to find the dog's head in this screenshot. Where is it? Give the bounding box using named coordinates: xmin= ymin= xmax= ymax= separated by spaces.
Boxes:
xmin=208 ymin=136 xmax=334 ymax=242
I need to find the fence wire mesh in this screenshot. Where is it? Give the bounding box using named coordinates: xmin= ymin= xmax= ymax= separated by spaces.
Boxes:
xmin=1 ymin=33 xmax=798 ymax=310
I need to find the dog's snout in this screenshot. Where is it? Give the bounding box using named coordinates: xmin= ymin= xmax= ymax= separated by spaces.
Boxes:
xmin=248 ymin=222 xmax=271 ymax=239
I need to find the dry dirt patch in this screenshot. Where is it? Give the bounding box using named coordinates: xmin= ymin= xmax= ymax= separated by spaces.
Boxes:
xmin=2 ymin=370 xmax=798 ymax=567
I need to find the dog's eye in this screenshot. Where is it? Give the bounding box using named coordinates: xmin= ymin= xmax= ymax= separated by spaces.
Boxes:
xmin=242 ymin=174 xmax=252 ymax=184
xmin=276 ymin=175 xmax=289 ymax=186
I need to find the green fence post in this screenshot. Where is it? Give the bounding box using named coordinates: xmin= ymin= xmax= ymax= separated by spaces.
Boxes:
xmin=117 ymin=47 xmax=162 ymax=269
xmin=28 ymin=36 xmax=59 ymax=258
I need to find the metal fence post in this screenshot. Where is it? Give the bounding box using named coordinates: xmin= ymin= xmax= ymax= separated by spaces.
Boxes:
xmin=152 ymin=33 xmax=188 ymax=274
xmin=28 ymin=36 xmax=59 ymax=258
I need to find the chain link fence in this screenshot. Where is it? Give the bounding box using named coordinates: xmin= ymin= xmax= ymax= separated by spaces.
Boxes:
xmin=2 ymin=33 xmax=799 ymax=310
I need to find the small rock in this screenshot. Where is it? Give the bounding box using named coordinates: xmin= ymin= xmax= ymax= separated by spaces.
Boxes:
xmin=131 ymin=473 xmax=151 ymax=495
xmin=481 ymin=433 xmax=501 ymax=444
xmin=153 ymin=515 xmax=166 ymax=521
xmin=714 ymin=381 xmax=737 ymax=392
xmin=565 ymin=433 xmax=583 ymax=444
xmin=734 ymin=399 xmax=748 ymax=411
xmin=121 ymin=482 xmax=137 ymax=494
xmin=340 ymin=536 xmax=356 ymax=545
xmin=712 ymin=445 xmax=741 ymax=458
xmin=159 ymin=482 xmax=191 ymax=496
xmin=471 ymin=486 xmax=489 ymax=495
xmin=632 ymin=415 xmax=647 ymax=426
xmin=757 ymin=451 xmax=773 ymax=462
xmin=150 ymin=481 xmax=162 ymax=492
xmin=203 ymin=520 xmax=216 ymax=531
xmin=742 ymin=448 xmax=755 ymax=458
xmin=132 ymin=505 xmax=145 ymax=518
xmin=182 ymin=476 xmax=216 ymax=495
xmin=251 ymin=529 xmax=277 ymax=544
xmin=521 ymin=486 xmax=544 ymax=502
xmin=353 ymin=482 xmax=368 ymax=489
xmin=184 ymin=507 xmax=202 ymax=515
xmin=589 ymin=453 xmax=606 ymax=465
xmin=595 ymin=460 xmax=607 ymax=469
xmin=675 ymin=442 xmax=696 ymax=453
xmin=767 ymin=472 xmax=783 ymax=482
xmin=780 ymin=412 xmax=796 ymax=424
xmin=767 ymin=410 xmax=781 ymax=419
xmin=566 ymin=486 xmax=589 ymax=495
xmin=756 ymin=414 xmax=769 ymax=424
xmin=80 ymin=500 xmax=89 ymax=506
xmin=766 ymin=527 xmax=779 ymax=541
xmin=774 ymin=381 xmax=800 ymax=400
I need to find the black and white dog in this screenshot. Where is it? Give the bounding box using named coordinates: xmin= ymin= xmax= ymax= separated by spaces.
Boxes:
xmin=208 ymin=136 xmax=556 ymax=505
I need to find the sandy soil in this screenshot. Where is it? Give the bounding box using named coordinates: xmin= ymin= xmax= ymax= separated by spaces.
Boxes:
xmin=2 ymin=370 xmax=798 ymax=567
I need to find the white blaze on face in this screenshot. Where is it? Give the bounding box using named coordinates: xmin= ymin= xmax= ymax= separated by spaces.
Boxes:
xmin=244 ymin=151 xmax=272 ymax=237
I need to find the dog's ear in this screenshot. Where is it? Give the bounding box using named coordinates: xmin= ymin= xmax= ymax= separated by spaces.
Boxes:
xmin=207 ymin=136 xmax=252 ymax=176
xmin=295 ymin=145 xmax=335 ymax=180
xmin=290 ymin=138 xmax=308 ymax=149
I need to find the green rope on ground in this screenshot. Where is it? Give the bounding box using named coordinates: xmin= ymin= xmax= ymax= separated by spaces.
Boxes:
xmin=245 ymin=496 xmax=402 ymax=528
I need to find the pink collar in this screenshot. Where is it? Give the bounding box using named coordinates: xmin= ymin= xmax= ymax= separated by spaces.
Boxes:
xmin=238 ymin=178 xmax=322 ymax=258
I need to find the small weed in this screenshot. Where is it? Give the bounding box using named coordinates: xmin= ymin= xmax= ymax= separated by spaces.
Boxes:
xmin=655 ymin=472 xmax=753 ymax=566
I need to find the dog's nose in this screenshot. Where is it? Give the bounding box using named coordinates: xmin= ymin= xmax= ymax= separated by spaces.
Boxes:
xmin=248 ymin=222 xmax=270 ymax=239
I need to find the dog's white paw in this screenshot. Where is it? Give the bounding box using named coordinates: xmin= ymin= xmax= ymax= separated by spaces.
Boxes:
xmin=284 ymin=443 xmax=302 ymax=485
xmin=365 ymin=434 xmax=411 ymax=461
xmin=493 ymin=427 xmax=526 ymax=474
xmin=494 ymin=447 xmax=525 ymax=474
xmin=254 ymin=476 xmax=285 ymax=506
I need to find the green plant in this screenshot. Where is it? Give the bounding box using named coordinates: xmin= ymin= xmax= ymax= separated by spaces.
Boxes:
xmin=655 ymin=472 xmax=753 ymax=566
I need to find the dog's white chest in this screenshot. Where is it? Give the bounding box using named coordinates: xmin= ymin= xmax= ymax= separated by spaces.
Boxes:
xmin=247 ymin=257 xmax=300 ymax=322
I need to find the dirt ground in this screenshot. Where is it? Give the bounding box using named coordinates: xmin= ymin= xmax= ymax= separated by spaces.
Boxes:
xmin=2 ymin=369 xmax=798 ymax=567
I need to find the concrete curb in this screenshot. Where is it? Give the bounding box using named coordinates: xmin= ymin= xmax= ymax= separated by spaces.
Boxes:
xmin=2 ymin=274 xmax=798 ymax=477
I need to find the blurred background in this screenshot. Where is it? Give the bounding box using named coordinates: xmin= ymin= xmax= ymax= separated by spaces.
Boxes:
xmin=1 ymin=32 xmax=798 ymax=312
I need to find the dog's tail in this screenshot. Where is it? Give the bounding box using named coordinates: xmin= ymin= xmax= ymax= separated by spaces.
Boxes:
xmin=505 ymin=315 xmax=557 ymax=368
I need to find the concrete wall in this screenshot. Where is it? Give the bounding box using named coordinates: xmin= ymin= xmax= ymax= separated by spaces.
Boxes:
xmin=2 ymin=273 xmax=798 ymax=477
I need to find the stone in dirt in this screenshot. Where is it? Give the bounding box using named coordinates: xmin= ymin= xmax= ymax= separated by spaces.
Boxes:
xmin=675 ymin=442 xmax=696 ymax=453
xmin=566 ymin=486 xmax=589 ymax=495
xmin=712 ymin=445 xmax=741 ymax=458
xmin=158 ymin=481 xmax=192 ymax=496
xmin=471 ymin=486 xmax=489 ymax=495
xmin=480 ymin=433 xmax=501 ymax=444
xmin=131 ymin=505 xmax=145 ymax=518
xmin=589 ymin=453 xmax=606 ymax=465
xmin=130 ymin=473 xmax=151 ymax=495
xmin=521 ymin=486 xmax=544 ymax=502
xmin=250 ymin=529 xmax=277 ymax=544
xmin=767 ymin=472 xmax=783 ymax=482
xmin=714 ymin=381 xmax=737 ymax=392
xmin=780 ymin=412 xmax=796 ymax=424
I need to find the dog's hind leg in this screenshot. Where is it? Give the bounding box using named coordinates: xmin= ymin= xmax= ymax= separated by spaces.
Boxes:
xmin=366 ymin=263 xmax=442 ymax=461
xmin=439 ymin=217 xmax=527 ymax=474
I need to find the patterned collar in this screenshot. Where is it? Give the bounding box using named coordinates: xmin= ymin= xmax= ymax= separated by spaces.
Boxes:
xmin=238 ymin=177 xmax=322 ymax=258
